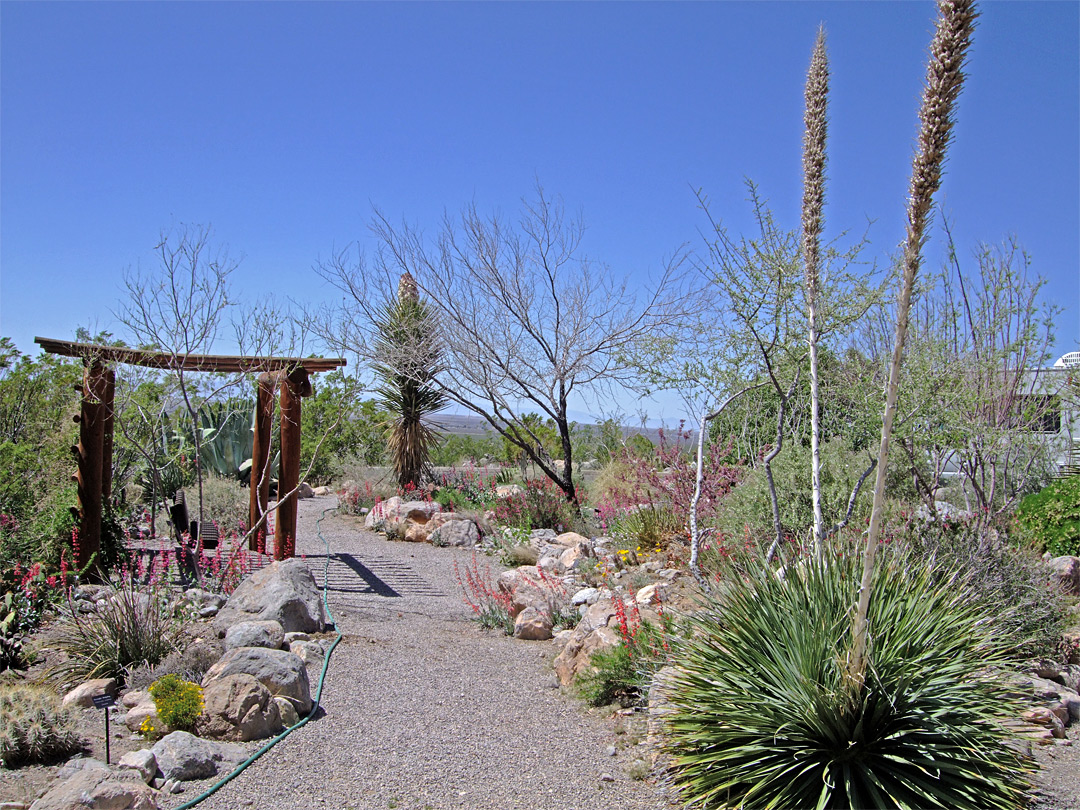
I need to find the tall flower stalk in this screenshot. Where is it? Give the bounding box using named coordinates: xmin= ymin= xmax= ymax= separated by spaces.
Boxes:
xmin=850 ymin=0 xmax=978 ymax=685
xmin=802 ymin=27 xmax=829 ymax=559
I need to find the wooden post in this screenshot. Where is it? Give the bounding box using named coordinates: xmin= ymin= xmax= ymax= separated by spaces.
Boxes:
xmin=275 ymin=368 xmax=310 ymax=559
xmin=249 ymin=373 xmax=276 ymax=551
xmin=74 ymin=362 xmax=108 ymax=575
xmin=101 ymin=368 xmax=116 ymax=505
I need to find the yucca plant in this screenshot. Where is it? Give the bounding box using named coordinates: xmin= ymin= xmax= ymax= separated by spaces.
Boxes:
xmin=47 ymin=574 xmax=181 ymax=689
xmin=664 ymin=549 xmax=1032 ymax=810
xmin=373 ymin=272 xmax=446 ymax=490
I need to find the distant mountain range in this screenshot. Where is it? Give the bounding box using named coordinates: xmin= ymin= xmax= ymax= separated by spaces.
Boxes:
xmin=429 ymin=411 xmax=694 ymax=446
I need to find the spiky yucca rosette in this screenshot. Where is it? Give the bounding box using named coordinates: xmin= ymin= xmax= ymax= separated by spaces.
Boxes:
xmin=664 ymin=552 xmax=1033 ymax=810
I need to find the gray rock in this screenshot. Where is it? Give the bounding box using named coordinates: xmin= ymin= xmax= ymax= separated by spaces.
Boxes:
xmin=151 ymin=731 xmax=245 ymax=782
xmin=28 ymin=767 xmax=159 ymax=810
xmin=61 ymin=678 xmax=118 ymax=709
xmin=225 ymin=620 xmax=286 ymax=651
xmin=571 ymin=587 xmax=599 ymax=606
xmin=1049 ymin=555 xmax=1080 ymax=596
xmin=198 ymin=673 xmax=283 ymax=742
xmin=55 ymin=757 xmax=109 ymax=781
xmin=429 ymin=519 xmax=480 ymax=547
xmin=274 ymin=696 xmax=300 ymax=727
xmin=202 ymin=647 xmax=312 ymax=713
xmin=213 ymin=558 xmax=328 ymax=636
xmin=298 ymin=482 xmax=315 ymax=499
xmin=289 ymin=640 xmax=326 ymax=665
xmin=117 ymin=749 xmax=157 ymax=785
xmin=283 ymin=631 xmax=311 ymax=644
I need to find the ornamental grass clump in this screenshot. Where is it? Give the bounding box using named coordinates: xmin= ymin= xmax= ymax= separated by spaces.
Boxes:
xmin=664 ymin=550 xmax=1032 ymax=810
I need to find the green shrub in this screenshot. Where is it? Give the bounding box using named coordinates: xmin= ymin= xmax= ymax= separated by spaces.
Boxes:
xmin=48 ymin=576 xmax=181 ymax=688
xmin=664 ymin=550 xmax=1032 ymax=810
xmin=0 ymin=683 xmax=85 ymax=767
xmin=493 ymin=478 xmax=579 ymax=532
xmin=149 ymin=673 xmax=204 ymax=731
xmin=1015 ymin=474 xmax=1080 ymax=557
xmin=895 ymin=510 xmax=1069 ymax=659
xmin=578 ymin=596 xmax=672 ymax=708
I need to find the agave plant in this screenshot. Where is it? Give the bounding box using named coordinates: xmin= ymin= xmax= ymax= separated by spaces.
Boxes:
xmin=197 ymin=400 xmax=255 ymax=480
xmin=373 ymin=273 xmax=446 ymax=490
xmin=664 ymin=549 xmax=1032 ymax=810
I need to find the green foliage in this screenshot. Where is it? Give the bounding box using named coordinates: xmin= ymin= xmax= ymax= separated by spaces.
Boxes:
xmin=453 ymin=553 xmax=514 ymax=634
xmin=492 ymin=478 xmax=579 ymax=532
xmin=48 ymin=576 xmax=181 ymax=688
xmin=715 ymin=437 xmax=890 ymax=550
xmin=894 ymin=511 xmax=1069 ymax=659
xmin=149 ymin=673 xmax=204 ymax=732
xmin=665 ymin=551 xmax=1032 ymax=810
xmin=373 ymin=278 xmax=446 ymax=489
xmin=0 ymin=344 xmax=82 ymax=567
xmin=578 ymin=597 xmax=672 ymax=708
xmin=0 ymin=683 xmax=85 ymax=768
xmin=1015 ymin=474 xmax=1080 ymax=557
xmin=302 ymin=373 xmax=388 ymax=485
xmin=502 ymin=413 xmax=562 ymax=465
xmin=429 ymin=433 xmax=503 ymax=467
xmin=197 ymin=400 xmax=253 ymax=480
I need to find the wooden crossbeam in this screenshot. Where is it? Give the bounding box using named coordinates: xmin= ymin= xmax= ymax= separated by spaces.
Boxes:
xmin=34 ymin=337 xmax=346 ymax=374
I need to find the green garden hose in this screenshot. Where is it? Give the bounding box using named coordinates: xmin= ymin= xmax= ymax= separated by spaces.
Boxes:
xmin=173 ymin=507 xmax=343 ymax=810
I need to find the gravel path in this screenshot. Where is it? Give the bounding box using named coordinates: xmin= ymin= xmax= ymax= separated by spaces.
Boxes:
xmin=169 ymin=496 xmax=672 ymax=810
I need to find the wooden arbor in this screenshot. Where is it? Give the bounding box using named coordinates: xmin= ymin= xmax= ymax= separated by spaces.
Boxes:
xmin=35 ymin=337 xmax=346 ymax=568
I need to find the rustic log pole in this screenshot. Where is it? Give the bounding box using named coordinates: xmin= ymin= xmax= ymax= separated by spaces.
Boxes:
xmin=74 ymin=362 xmax=108 ymax=575
xmin=101 ymin=368 xmax=116 ymax=505
xmin=249 ymin=372 xmax=276 ymax=551
xmin=275 ymin=369 xmax=309 ymax=559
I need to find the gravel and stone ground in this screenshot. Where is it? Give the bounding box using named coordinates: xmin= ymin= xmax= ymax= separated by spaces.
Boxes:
xmin=162 ymin=495 xmax=675 ymax=810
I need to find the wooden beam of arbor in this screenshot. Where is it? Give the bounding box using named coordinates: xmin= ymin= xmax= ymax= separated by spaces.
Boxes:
xmin=34 ymin=337 xmax=346 ymax=374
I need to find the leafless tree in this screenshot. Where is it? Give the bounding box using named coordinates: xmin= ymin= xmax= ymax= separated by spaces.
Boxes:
xmin=317 ymin=186 xmax=695 ymax=504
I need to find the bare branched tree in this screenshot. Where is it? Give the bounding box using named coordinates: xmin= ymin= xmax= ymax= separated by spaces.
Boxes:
xmin=316 ymin=186 xmax=694 ymax=504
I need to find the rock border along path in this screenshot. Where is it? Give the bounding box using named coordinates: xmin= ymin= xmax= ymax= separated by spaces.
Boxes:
xmin=167 ymin=496 xmax=671 ymax=810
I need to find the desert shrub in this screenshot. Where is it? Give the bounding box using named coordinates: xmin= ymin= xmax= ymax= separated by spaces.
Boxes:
xmin=1015 ymin=474 xmax=1080 ymax=557
xmin=579 ymin=595 xmax=672 ymax=707
xmin=493 ymin=478 xmax=579 ymax=532
xmin=453 ymin=552 xmax=514 ymax=634
xmin=48 ymin=572 xmax=181 ymax=688
xmin=149 ymin=673 xmax=203 ymax=732
xmin=664 ymin=550 xmax=1032 ymax=810
xmin=126 ymin=639 xmax=224 ymax=691
xmin=0 ymin=683 xmax=85 ymax=767
xmin=892 ymin=510 xmax=1069 ymax=659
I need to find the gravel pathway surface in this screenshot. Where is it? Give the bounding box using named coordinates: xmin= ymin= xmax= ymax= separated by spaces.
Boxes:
xmin=168 ymin=496 xmax=673 ymax=810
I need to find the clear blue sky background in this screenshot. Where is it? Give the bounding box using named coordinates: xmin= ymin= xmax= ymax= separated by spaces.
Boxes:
xmin=1 ymin=1 xmax=1077 ymax=423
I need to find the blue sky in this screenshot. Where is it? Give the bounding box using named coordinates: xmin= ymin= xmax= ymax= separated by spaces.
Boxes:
xmin=1 ymin=1 xmax=1077 ymax=422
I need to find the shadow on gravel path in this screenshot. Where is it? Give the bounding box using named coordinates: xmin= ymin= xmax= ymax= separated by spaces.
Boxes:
xmin=171 ymin=495 xmax=674 ymax=810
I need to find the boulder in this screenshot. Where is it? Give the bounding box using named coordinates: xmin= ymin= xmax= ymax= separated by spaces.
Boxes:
xmin=274 ymin=696 xmax=300 ymax=728
xmin=117 ymin=749 xmax=158 ymax=785
xmin=122 ymin=692 xmax=164 ymax=734
xmin=513 ymin=607 xmax=554 ymax=641
xmin=297 ymin=482 xmax=315 ymax=499
xmin=496 ymin=484 xmax=523 ymax=498
xmin=289 ymin=640 xmax=325 ymax=666
xmin=553 ymin=625 xmax=621 ymax=686
xmin=151 ymin=731 xmax=246 ymax=782
xmin=28 ymin=768 xmax=159 ymax=810
xmin=1049 ymin=555 xmax=1080 ymax=596
xmin=213 ymin=559 xmax=327 ymax=636
xmin=202 ymin=647 xmax=312 ymax=714
xmin=312 ymin=485 xmax=331 ymax=496
xmin=225 ymin=620 xmax=286 ymax=651
xmin=198 ymin=674 xmax=283 ymax=742
xmin=635 ymin=583 xmax=666 ymax=607
xmin=429 ymin=519 xmax=480 ymax=547
xmin=497 ymin=566 xmax=555 ymax=618
xmin=62 ymin=678 xmax=118 ymax=710
xmin=364 ymin=498 xmax=441 ymax=532
xmin=555 ymin=531 xmax=590 ymax=548
xmin=558 ymin=541 xmax=592 ymax=571
xmin=571 ymin=587 xmax=599 ymax=606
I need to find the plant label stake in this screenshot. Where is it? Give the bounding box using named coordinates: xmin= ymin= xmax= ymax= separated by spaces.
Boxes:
xmin=92 ymin=694 xmax=116 ymax=764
